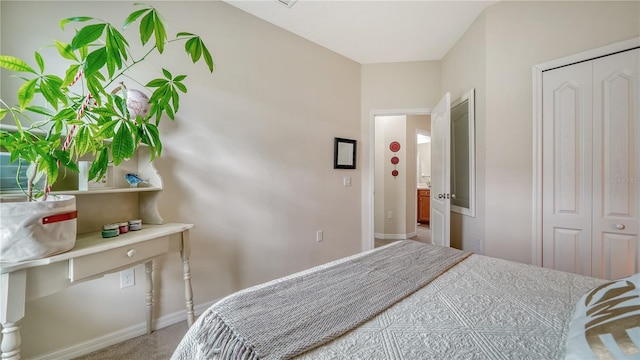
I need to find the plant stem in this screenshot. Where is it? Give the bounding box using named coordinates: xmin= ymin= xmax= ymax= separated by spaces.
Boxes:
xmin=27 ymin=161 xmax=37 ymax=202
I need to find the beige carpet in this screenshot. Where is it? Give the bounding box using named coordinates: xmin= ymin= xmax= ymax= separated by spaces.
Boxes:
xmin=73 ymin=321 xmax=188 ymax=360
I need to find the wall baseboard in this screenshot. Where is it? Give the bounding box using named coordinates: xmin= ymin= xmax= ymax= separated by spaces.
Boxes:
xmin=374 ymin=232 xmax=417 ymax=240
xmin=31 ymin=301 xmax=217 ymax=360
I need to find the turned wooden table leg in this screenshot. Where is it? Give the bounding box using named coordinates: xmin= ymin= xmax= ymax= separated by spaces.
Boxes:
xmin=1 ymin=271 xmax=26 ymax=360
xmin=181 ymin=231 xmax=195 ymax=327
xmin=144 ymin=261 xmax=153 ymax=335
xmin=1 ymin=323 xmax=21 ymax=360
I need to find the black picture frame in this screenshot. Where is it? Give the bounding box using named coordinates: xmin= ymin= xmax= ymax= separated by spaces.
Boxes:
xmin=334 ymin=137 xmax=357 ymax=169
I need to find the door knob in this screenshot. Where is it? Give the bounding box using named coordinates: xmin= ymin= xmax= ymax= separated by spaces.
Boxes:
xmin=451 ymin=194 xmax=456 ymax=199
xmin=615 ymin=224 xmax=626 ymax=230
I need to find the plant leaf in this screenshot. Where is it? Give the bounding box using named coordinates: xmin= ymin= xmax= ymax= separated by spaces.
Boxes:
xmin=123 ymin=8 xmax=148 ymax=29
xmin=60 ymin=16 xmax=94 ymax=30
xmin=112 ymin=94 xmax=128 ymax=118
xmin=153 ymin=11 xmax=167 ymax=53
xmin=63 ymin=64 xmax=82 ymax=86
xmin=39 ymin=154 xmax=59 ymax=186
xmin=201 ymin=45 xmax=215 ymax=73
xmin=54 ymin=150 xmax=79 ymax=172
xmin=171 ymin=87 xmax=180 ymax=112
xmin=73 ymin=126 xmax=90 ymax=155
xmin=86 ymin=75 xmax=106 ymax=103
xmin=142 ymin=123 xmax=162 ymax=158
xmin=145 ymin=78 xmax=167 ymax=88
xmin=139 ymin=11 xmax=154 ymax=45
xmin=181 ymin=35 xmax=214 ymax=72
xmin=42 ymin=75 xmax=67 ymax=106
xmin=71 ymin=23 xmax=106 ymax=50
xmin=162 ymin=68 xmax=172 ymax=79
xmin=17 ymin=79 xmax=38 ymax=109
xmin=84 ymin=47 xmax=107 ymax=75
xmin=88 ymin=147 xmax=109 ymax=181
xmin=164 ymin=102 xmax=174 ymax=120
xmin=95 ymin=119 xmax=119 ymax=139
xmin=24 ymin=106 xmax=55 ymax=117
xmin=111 ymin=122 xmax=134 ymax=165
xmin=55 ymin=40 xmax=78 ymax=61
xmin=185 ymin=37 xmax=202 ymax=63
xmin=174 ymin=81 xmax=187 ymax=93
xmin=34 ymin=52 xmax=45 ymax=73
xmin=0 ymin=55 xmax=37 ymax=73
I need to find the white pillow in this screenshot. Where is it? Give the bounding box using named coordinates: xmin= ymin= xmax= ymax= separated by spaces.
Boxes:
xmin=565 ymin=273 xmax=640 ymax=360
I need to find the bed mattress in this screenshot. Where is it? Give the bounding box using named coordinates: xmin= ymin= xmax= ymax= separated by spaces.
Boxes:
xmin=173 ymin=242 xmax=607 ymax=359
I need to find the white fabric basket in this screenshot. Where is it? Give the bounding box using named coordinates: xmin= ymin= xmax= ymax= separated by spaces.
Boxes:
xmin=0 ymin=195 xmax=77 ymax=262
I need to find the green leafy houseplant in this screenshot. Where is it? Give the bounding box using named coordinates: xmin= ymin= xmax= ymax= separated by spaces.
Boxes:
xmin=0 ymin=3 xmax=214 ymax=201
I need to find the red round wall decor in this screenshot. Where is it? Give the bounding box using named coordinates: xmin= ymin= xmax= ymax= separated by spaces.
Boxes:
xmin=389 ymin=141 xmax=401 ymax=152
xmin=392 ymin=170 xmax=399 ymax=177
xmin=390 ymin=156 xmax=399 ymax=165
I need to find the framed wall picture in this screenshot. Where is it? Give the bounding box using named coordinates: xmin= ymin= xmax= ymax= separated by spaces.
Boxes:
xmin=334 ymin=137 xmax=357 ymax=169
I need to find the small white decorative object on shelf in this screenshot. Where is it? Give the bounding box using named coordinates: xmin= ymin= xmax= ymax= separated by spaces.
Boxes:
xmin=78 ymin=161 xmax=113 ymax=190
xmin=126 ymin=89 xmax=150 ymax=119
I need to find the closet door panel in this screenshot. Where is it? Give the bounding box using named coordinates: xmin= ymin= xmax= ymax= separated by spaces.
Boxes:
xmin=592 ymin=48 xmax=640 ymax=278
xmin=542 ymin=62 xmax=593 ymax=275
xmin=595 ymin=233 xmax=639 ymax=280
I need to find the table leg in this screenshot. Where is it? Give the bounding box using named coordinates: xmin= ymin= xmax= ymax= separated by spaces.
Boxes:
xmin=144 ymin=261 xmax=153 ymax=335
xmin=1 ymin=271 xmax=26 ymax=360
xmin=181 ymin=231 xmax=195 ymax=327
xmin=1 ymin=323 xmax=21 ymax=360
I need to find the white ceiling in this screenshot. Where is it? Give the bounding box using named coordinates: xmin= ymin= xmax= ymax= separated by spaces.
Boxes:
xmin=222 ymin=0 xmax=496 ymax=64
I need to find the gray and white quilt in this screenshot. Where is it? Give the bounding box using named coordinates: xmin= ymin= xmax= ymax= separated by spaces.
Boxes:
xmin=172 ymin=241 xmax=606 ymax=360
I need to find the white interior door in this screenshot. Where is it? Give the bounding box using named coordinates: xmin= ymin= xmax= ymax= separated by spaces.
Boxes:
xmin=591 ymin=48 xmax=640 ymax=279
xmin=542 ymin=48 xmax=639 ymax=279
xmin=542 ymin=61 xmax=593 ymax=276
xmin=430 ymin=93 xmax=451 ymax=247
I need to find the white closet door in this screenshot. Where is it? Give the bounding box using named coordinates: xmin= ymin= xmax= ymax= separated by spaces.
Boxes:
xmin=591 ymin=48 xmax=640 ymax=279
xmin=542 ymin=61 xmax=594 ymax=276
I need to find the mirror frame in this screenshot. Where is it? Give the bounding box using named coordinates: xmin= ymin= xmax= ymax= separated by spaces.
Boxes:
xmin=450 ymin=89 xmax=476 ymax=217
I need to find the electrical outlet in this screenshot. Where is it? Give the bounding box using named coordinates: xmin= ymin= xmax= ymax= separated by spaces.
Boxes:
xmin=387 ymin=211 xmax=393 ymax=219
xmin=316 ymin=230 xmax=323 ymax=242
xmin=120 ymin=268 xmax=135 ymax=288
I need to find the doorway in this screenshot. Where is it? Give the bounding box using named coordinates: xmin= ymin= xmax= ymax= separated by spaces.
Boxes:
xmin=372 ymin=112 xmax=432 ymax=248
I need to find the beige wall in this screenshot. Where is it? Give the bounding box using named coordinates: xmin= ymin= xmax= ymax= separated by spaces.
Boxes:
xmin=1 ymin=1 xmax=361 ymax=357
xmin=441 ymin=12 xmax=487 ymax=252
xmin=373 ymin=114 xmax=429 ymax=239
xmin=483 ymin=1 xmax=639 ymax=264
xmin=441 ymin=1 xmax=639 ymax=261
xmin=375 ymin=116 xmax=406 ymax=237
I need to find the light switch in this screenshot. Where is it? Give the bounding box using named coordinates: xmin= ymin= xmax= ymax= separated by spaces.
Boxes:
xmin=343 ymin=176 xmax=351 ymax=187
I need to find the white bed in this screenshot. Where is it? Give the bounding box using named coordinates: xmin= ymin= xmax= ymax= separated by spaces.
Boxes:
xmin=171 ymin=241 xmax=636 ymax=360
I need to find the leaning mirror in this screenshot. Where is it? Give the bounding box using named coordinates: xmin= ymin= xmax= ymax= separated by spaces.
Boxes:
xmin=450 ymin=89 xmax=475 ymax=217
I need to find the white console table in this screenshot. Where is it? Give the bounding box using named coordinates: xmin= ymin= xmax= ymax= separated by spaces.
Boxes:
xmin=0 ymin=223 xmax=195 ymax=360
